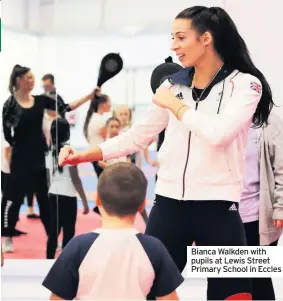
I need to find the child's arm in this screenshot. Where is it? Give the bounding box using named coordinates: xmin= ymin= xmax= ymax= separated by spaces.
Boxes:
xmin=69 ymin=166 xmax=89 ymax=214
xmin=98 ymin=160 xmax=109 ymax=169
xmin=42 ymin=237 xmax=80 ymax=300
xmin=143 ymin=147 xmax=158 ymax=167
xmin=136 ymin=152 xmax=142 ymax=168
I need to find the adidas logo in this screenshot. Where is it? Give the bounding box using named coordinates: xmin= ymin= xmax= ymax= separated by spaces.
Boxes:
xmin=229 ymin=204 xmax=237 ymax=211
xmin=176 ymin=92 xmax=184 ymax=100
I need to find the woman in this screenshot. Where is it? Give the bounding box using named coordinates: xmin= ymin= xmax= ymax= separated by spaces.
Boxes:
xmin=240 ymin=112 xmax=283 ymax=300
xmin=83 ymin=92 xmax=111 ymax=214
xmin=58 ymin=6 xmax=274 ymax=300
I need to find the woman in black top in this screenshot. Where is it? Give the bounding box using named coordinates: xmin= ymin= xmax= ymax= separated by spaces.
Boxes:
xmin=1 ymin=65 xmax=60 ymax=252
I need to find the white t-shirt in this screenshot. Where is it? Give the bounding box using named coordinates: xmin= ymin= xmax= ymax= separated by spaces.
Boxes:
xmin=49 ymin=164 xmax=77 ymax=197
xmin=1 ymin=134 xmax=10 ymax=174
xmin=87 ymin=113 xmax=105 ymax=147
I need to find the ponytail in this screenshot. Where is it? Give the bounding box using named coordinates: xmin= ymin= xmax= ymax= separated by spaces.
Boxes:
xmin=83 ymin=94 xmax=109 ymax=141
xmin=176 ymin=6 xmax=274 ymax=127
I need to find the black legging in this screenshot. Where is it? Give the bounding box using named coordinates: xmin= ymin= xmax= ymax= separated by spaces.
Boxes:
xmin=26 ymin=191 xmax=34 ymax=207
xmin=146 ymin=195 xmax=251 ymax=300
xmin=47 ymin=193 xmax=77 ymax=259
xmin=1 ymin=167 xmax=50 ymax=237
xmin=92 ymin=161 xmax=103 ymax=214
xmin=244 ymin=220 xmax=277 ymax=300
xmin=1 ymin=171 xmax=9 ymax=196
xmin=92 ymin=161 xmax=103 ymax=178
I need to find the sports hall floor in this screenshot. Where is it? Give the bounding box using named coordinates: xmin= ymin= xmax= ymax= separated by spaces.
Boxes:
xmin=1 ymin=152 xmax=283 ymax=299
xmin=1 ymin=157 xmax=155 ymax=259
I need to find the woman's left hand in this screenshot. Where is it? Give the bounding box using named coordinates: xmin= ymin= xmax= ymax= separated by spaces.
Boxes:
xmin=88 ymin=87 xmax=101 ymax=100
xmin=152 ymin=87 xmax=178 ymax=109
xmin=273 ymin=219 xmax=283 ymax=229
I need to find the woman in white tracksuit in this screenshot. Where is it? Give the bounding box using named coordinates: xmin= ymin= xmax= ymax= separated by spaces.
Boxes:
xmin=58 ymin=6 xmax=275 ymax=300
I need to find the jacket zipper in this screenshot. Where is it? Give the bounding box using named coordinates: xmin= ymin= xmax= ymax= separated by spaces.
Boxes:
xmin=180 ymin=66 xmax=224 ymax=199
xmin=181 ymin=96 xmax=200 ymax=199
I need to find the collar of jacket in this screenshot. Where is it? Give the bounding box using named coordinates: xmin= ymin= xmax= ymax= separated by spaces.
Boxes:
xmin=168 ymin=64 xmax=235 ymax=88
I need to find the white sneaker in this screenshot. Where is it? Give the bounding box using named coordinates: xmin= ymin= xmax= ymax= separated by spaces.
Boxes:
xmin=3 ymin=237 xmax=14 ymax=253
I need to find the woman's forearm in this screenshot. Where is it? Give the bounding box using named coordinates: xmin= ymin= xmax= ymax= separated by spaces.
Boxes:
xmin=77 ymin=146 xmax=103 ymax=163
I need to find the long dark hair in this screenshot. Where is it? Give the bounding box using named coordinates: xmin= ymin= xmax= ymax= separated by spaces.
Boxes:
xmin=9 ymin=64 xmax=30 ymax=94
xmin=83 ymin=93 xmax=109 ymax=141
xmin=50 ymin=118 xmax=70 ymax=173
xmin=176 ymin=6 xmax=274 ymax=127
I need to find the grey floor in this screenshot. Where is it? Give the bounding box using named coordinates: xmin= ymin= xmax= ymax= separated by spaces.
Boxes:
xmin=1 ymin=260 xmax=283 ymax=300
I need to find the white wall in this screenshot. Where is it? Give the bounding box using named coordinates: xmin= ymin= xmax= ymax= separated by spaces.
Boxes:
xmin=1 ymin=0 xmax=42 ymax=33
xmin=38 ymin=34 xmax=173 ymax=146
xmin=0 ymin=29 xmax=41 ymax=108
xmin=1 ymin=0 xmax=27 ymax=29
xmin=225 ymin=0 xmax=283 ymax=119
xmin=1 ymin=0 xmax=282 ymax=147
xmin=39 ymin=0 xmax=224 ymax=35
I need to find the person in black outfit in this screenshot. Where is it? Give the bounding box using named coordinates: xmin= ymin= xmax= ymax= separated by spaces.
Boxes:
xmin=1 ymin=65 xmax=58 ymax=252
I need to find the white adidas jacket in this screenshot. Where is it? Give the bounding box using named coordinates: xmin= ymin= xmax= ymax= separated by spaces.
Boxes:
xmin=99 ymin=69 xmax=262 ymax=202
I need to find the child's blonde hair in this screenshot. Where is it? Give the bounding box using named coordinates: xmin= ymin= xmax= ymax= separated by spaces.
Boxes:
xmin=113 ymin=104 xmax=133 ymax=127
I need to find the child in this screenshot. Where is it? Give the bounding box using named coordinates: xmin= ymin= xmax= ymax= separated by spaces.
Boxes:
xmin=114 ymin=105 xmax=158 ymax=223
xmin=42 ymin=162 xmax=183 ymax=300
xmin=98 ymin=117 xmax=130 ymax=169
xmin=46 ymin=118 xmax=89 ymax=259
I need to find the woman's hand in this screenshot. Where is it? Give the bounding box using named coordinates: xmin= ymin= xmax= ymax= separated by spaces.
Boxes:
xmin=59 ymin=145 xmax=79 ymax=166
xmin=88 ymin=87 xmax=102 ymax=100
xmin=152 ymin=87 xmax=177 ymax=109
xmin=152 ymin=87 xmax=189 ymax=119
xmin=95 ymin=87 xmax=102 ymax=97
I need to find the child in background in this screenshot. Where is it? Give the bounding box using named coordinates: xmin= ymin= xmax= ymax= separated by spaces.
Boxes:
xmin=98 ymin=117 xmax=149 ymax=225
xmin=42 ymin=162 xmax=183 ymax=300
xmin=114 ymin=105 xmax=158 ymax=167
xmin=98 ymin=117 xmax=131 ymax=169
xmin=114 ymin=105 xmax=158 ymax=224
xmin=46 ymin=118 xmax=89 ymax=259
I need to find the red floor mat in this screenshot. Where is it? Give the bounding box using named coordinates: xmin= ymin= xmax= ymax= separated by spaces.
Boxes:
xmin=1 ymin=210 xmax=146 ymax=259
